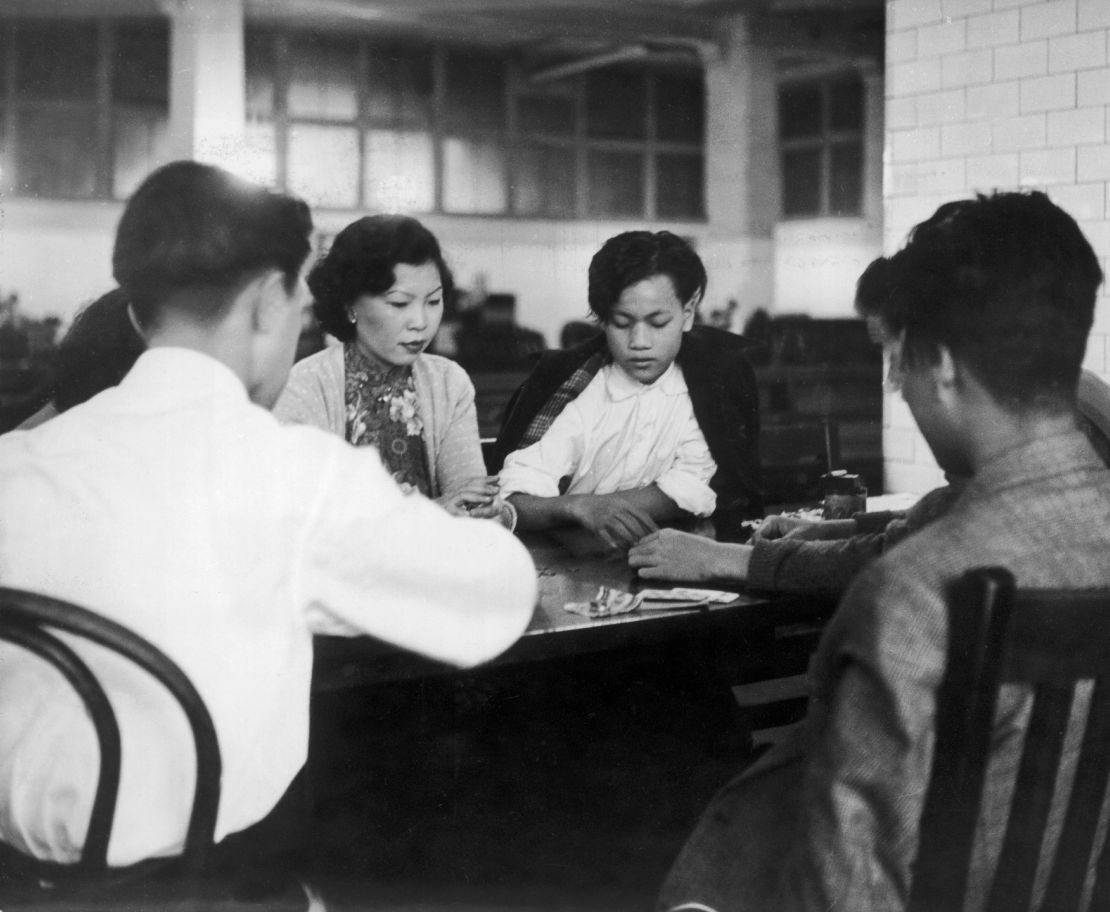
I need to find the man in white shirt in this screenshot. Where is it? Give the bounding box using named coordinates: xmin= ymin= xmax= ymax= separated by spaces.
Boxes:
xmin=0 ymin=161 xmax=536 ymax=868
xmin=499 ymin=231 xmax=719 ymax=550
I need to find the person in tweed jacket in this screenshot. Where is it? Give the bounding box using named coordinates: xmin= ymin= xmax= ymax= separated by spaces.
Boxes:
xmin=659 ymin=191 xmax=1110 ymax=912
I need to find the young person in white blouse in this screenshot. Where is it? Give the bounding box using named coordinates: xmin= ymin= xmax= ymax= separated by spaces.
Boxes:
xmin=0 ymin=162 xmax=536 ymax=871
xmin=498 ymin=231 xmax=720 ymax=550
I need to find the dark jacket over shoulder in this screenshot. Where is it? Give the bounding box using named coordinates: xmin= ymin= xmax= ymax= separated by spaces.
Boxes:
xmin=493 ymin=325 xmax=763 ymax=541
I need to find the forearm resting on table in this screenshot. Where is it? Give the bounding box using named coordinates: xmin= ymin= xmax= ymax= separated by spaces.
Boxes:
xmin=629 ymin=529 xmax=752 ymax=582
xmin=508 ymin=485 xmax=683 ymax=532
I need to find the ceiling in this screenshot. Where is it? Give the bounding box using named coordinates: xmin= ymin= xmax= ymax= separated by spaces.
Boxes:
xmin=0 ymin=0 xmax=885 ymax=72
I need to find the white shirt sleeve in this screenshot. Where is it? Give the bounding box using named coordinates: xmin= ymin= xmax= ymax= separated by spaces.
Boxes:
xmin=653 ymin=411 xmax=717 ymax=517
xmin=498 ymin=400 xmax=587 ymax=498
xmin=297 ymin=435 xmax=537 ymax=668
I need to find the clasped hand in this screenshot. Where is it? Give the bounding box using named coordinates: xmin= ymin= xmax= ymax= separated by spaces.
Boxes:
xmin=437 ymin=476 xmax=504 ymax=520
xmin=565 ymin=492 xmax=658 ymax=551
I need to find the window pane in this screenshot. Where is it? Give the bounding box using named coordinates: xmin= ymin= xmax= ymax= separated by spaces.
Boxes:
xmin=829 ymin=79 xmax=863 ymax=132
xmin=513 ymin=144 xmax=575 ymax=217
xmin=656 ymin=73 xmax=704 ymax=143
xmin=288 ymin=38 xmax=358 ymax=120
xmin=16 ymin=107 xmax=98 ymax=197
xmin=365 ymin=129 xmax=434 ymax=212
xmin=779 ymin=83 xmax=822 ymax=140
xmin=829 ymin=142 xmax=862 ymax=216
xmin=656 ymin=153 xmax=704 ymax=220
xmin=113 ymin=21 xmax=169 ymax=107
xmin=587 ymin=149 xmax=643 ymax=216
xmin=782 ymin=147 xmax=822 ymax=217
xmin=443 ymin=136 xmax=507 ymax=213
xmin=587 ymin=70 xmax=646 ymax=140
xmin=517 ymin=94 xmax=575 ymax=136
xmin=287 ymin=123 xmax=359 ymax=208
xmin=444 ymin=51 xmax=505 ymax=130
xmin=113 ymin=107 xmax=169 ymax=199
xmin=17 ymin=22 xmax=97 ymax=99
xmin=366 ymin=47 xmax=432 ymax=124
xmin=245 ymin=33 xmax=275 ymax=121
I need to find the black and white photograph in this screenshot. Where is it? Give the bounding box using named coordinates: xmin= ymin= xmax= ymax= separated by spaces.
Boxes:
xmin=0 ymin=0 xmax=1109 ymax=909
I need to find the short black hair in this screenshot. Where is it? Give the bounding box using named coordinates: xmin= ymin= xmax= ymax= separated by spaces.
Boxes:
xmin=854 ymin=256 xmax=897 ymax=321
xmin=860 ymin=191 xmax=1103 ymax=413
xmin=113 ymin=161 xmax=313 ymax=328
xmin=53 ymin=288 xmax=146 ymax=412
xmin=587 ymin=231 xmax=706 ymax=323
xmin=308 ymin=215 xmax=454 ymax=343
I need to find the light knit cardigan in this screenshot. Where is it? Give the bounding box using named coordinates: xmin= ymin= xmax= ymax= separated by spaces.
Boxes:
xmin=273 ymin=344 xmax=487 ymax=498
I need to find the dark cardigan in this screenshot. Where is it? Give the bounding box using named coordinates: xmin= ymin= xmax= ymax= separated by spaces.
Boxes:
xmin=492 ymin=325 xmax=764 ymax=542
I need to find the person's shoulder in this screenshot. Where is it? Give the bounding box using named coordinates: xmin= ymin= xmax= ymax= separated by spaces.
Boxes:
xmin=289 ymin=344 xmax=342 ymax=376
xmin=685 ymin=325 xmax=752 ymax=354
xmin=680 ymin=326 xmax=758 ymax=381
xmin=415 ymin=353 xmax=477 ymax=394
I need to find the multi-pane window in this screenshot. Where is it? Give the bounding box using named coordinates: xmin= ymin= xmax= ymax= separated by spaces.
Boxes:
xmin=0 ymin=18 xmax=170 ymax=201
xmin=246 ymin=33 xmax=705 ymax=220
xmin=0 ymin=19 xmax=706 ymax=222
xmin=778 ymin=75 xmax=864 ymax=218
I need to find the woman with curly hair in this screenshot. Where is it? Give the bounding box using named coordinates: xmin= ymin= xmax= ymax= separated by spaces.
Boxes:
xmin=275 ymin=215 xmax=510 ymax=523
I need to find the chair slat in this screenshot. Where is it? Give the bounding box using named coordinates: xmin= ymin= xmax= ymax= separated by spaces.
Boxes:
xmin=986 ymin=682 xmax=1073 ymax=912
xmin=1041 ymin=677 xmax=1110 ymax=911
xmin=910 ymin=567 xmax=1014 ymax=912
xmin=1089 ymin=816 xmax=1110 ymax=910
xmin=0 ymin=618 xmax=122 ymax=874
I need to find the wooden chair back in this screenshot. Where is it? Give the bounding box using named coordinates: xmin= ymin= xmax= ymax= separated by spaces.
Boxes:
xmin=910 ymin=567 xmax=1110 ymax=912
xmin=0 ymin=586 xmax=221 ymax=884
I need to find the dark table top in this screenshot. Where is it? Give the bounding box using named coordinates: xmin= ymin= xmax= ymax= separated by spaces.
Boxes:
xmin=313 ymin=527 xmax=831 ymax=692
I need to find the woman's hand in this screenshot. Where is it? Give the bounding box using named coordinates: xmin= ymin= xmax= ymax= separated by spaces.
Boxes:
xmin=437 ymin=476 xmax=501 ymax=518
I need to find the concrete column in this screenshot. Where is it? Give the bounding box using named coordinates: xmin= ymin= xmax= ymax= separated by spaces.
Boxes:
xmin=861 ymin=63 xmax=884 ymax=231
xmin=702 ymin=14 xmax=778 ymax=323
xmin=162 ymin=0 xmax=246 ymax=166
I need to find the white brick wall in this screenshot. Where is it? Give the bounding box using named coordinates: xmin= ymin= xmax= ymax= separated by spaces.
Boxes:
xmin=885 ymin=0 xmax=1110 ymax=493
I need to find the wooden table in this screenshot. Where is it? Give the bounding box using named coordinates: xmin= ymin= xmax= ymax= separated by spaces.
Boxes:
xmin=313 ymin=528 xmax=833 ymax=693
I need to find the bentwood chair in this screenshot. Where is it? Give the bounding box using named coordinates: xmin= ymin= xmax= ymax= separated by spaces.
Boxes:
xmin=0 ymin=587 xmax=308 ymax=910
xmin=909 ymin=567 xmax=1110 ymax=912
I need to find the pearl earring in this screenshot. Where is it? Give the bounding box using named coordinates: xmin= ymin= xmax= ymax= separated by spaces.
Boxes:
xmin=348 ymin=310 xmax=357 ymax=324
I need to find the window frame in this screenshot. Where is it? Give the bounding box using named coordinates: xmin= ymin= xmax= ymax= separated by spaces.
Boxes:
xmin=777 ymin=72 xmax=865 ymax=220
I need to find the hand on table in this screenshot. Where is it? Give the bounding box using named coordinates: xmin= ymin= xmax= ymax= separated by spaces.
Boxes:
xmin=565 ymin=493 xmax=658 ymax=551
xmin=437 ymin=476 xmax=502 ymax=519
xmin=629 ymin=528 xmax=749 ymax=582
xmin=753 ymin=515 xmax=857 ymax=542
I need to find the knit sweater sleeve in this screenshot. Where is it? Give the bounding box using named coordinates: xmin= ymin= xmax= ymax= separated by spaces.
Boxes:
xmin=418 ymin=356 xmax=487 ymax=497
xmin=272 ymin=346 xmax=346 ymax=437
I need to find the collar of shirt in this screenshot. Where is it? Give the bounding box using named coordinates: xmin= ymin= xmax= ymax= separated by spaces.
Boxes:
xmin=604 ymin=360 xmax=686 ymax=402
xmin=965 ymin=428 xmax=1105 ymax=501
xmin=125 ymin=346 xmax=250 ymax=404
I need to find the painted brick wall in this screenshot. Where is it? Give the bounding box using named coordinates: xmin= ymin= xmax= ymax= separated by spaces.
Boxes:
xmin=884 ymin=0 xmax=1110 ymax=494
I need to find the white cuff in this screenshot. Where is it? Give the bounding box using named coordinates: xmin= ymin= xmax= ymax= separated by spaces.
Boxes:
xmin=656 ymin=471 xmax=717 ymax=517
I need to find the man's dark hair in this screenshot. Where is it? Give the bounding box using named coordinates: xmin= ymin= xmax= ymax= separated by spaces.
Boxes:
xmin=587 ymin=231 xmax=706 ymax=323
xmin=854 ymin=256 xmax=897 ymax=322
xmin=859 ymin=191 xmax=1103 ymax=412
xmin=53 ymin=288 xmax=146 ymax=412
xmin=308 ymin=215 xmax=454 ymax=343
xmin=113 ymin=161 xmax=313 ymax=328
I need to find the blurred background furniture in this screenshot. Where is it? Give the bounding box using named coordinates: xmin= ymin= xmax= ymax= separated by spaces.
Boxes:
xmin=746 ymin=315 xmax=883 ymax=507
